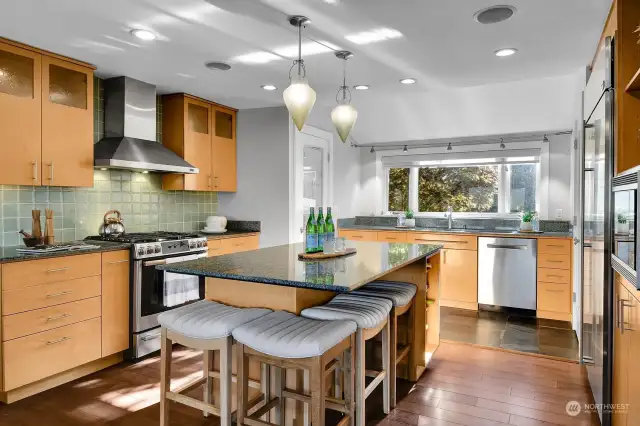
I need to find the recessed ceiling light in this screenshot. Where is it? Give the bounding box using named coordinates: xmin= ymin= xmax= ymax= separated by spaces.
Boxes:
xmin=354 ymin=85 xmax=370 ymax=90
xmin=474 ymin=5 xmax=517 ymax=24
xmin=345 ymin=28 xmax=402 ymax=45
xmin=232 ymin=51 xmax=281 ymax=64
xmin=261 ymin=85 xmax=277 ymax=91
xmin=205 ymin=61 xmax=232 ymax=71
xmin=495 ymin=48 xmax=517 ymax=57
xmin=400 ymin=78 xmax=416 ymax=85
xmin=130 ymin=29 xmax=156 ymax=41
xmin=274 ymin=41 xmax=339 ymax=58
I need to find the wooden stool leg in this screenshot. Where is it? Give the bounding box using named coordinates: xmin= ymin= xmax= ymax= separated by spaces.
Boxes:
xmin=389 ymin=311 xmax=397 ymax=408
xmin=261 ymin=363 xmax=271 ymax=422
xmin=203 ymin=349 xmax=213 ymax=417
xmin=160 ymin=328 xmax=172 ymax=426
xmin=334 ymin=355 xmax=342 ymax=399
xmin=236 ymin=343 xmax=248 ymax=426
xmin=274 ymin=366 xmax=286 ymax=426
xmin=381 ymin=319 xmax=391 ymax=415
xmin=347 ymin=336 xmax=356 ymax=426
xmin=354 ymin=328 xmax=366 ymax=426
xmin=220 ymin=336 xmax=233 ymax=426
xmin=310 ymin=358 xmax=326 ymax=426
xmin=304 ymin=369 xmax=310 ymax=426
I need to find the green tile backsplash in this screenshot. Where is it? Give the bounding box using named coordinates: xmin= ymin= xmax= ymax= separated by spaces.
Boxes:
xmin=0 ymin=77 xmax=216 ymax=247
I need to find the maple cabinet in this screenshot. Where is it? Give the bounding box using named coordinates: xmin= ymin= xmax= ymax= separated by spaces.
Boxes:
xmin=101 ymin=250 xmax=130 ymax=357
xmin=439 ymin=248 xmax=478 ymax=310
xmin=162 ymin=94 xmax=237 ymax=192
xmin=0 ymin=38 xmax=94 ymax=187
xmin=537 ymin=238 xmax=573 ymax=322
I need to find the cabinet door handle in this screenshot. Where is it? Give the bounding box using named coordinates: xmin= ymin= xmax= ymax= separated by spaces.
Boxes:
xmin=45 ymin=290 xmax=72 ymax=298
xmin=214 ymin=176 xmax=219 ymax=188
xmin=547 ymin=260 xmax=564 ymax=263
xmin=46 ymin=267 xmax=70 ymax=273
xmin=544 ymin=289 xmax=565 ymax=293
xmin=384 ymin=237 xmax=397 ymax=240
xmin=32 ymin=160 xmax=38 ymax=182
xmin=49 ymin=162 xmax=54 ymax=183
xmin=546 ymin=274 xmax=565 ymax=278
xmin=108 ymin=259 xmax=128 ymax=264
xmin=46 ymin=313 xmax=72 ymax=322
xmin=442 ymin=250 xmax=446 ymax=264
xmin=46 ymin=337 xmax=71 ymax=345
xmin=208 ymin=174 xmax=212 ymax=188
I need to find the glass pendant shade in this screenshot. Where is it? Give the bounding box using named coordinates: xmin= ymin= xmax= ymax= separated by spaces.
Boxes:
xmin=284 ymin=75 xmax=316 ymax=131
xmin=331 ymin=101 xmax=358 ymax=143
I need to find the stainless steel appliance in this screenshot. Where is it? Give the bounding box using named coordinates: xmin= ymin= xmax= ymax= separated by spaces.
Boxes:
xmin=580 ymin=36 xmax=614 ymax=425
xmin=477 ymin=237 xmax=537 ymax=310
xmin=612 ymin=166 xmax=638 ymax=285
xmin=93 ymin=76 xmax=198 ymax=174
xmin=87 ymin=232 xmax=208 ymax=358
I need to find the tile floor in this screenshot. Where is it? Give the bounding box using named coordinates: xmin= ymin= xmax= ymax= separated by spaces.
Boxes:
xmin=0 ymin=342 xmax=598 ymax=426
xmin=440 ymin=307 xmax=580 ymax=360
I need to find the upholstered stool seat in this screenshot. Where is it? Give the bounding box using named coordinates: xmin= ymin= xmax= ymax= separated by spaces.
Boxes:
xmin=158 ymin=300 xmax=271 ymax=340
xmin=301 ymin=293 xmax=392 ymax=426
xmin=353 ymin=280 xmax=417 ymax=307
xmin=158 ymin=300 xmax=271 ymax=426
xmin=232 ymin=310 xmax=357 ymax=359
xmin=233 ymin=311 xmax=357 ymax=426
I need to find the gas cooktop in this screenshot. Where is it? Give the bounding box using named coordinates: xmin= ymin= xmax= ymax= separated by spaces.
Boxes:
xmin=86 ymin=231 xmax=201 ymax=244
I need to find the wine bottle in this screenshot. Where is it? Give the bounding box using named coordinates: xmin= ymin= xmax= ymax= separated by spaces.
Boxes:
xmin=316 ymin=207 xmax=325 ymax=252
xmin=325 ymin=207 xmax=335 ymax=245
xmin=305 ymin=207 xmax=318 ymax=253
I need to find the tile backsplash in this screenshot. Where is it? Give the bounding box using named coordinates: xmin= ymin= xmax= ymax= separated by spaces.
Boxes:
xmin=0 ymin=76 xmax=216 ymax=247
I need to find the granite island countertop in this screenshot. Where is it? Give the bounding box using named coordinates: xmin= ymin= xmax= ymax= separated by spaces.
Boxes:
xmin=157 ymin=241 xmax=442 ymax=292
xmin=0 ymin=241 xmax=131 ymax=264
xmin=339 ymin=224 xmax=573 ymax=238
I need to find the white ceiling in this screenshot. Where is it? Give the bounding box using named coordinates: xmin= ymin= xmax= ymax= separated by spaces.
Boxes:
xmin=0 ymin=0 xmax=611 ymax=109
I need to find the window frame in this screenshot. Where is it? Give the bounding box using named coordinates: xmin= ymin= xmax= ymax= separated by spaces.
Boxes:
xmin=384 ymin=159 xmax=540 ymax=218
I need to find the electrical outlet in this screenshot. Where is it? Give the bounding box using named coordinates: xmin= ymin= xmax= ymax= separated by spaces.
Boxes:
xmin=555 ymin=209 xmax=563 ymax=219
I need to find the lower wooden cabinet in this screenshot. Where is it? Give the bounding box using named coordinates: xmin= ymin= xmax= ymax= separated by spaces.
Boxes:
xmin=207 ymin=234 xmax=260 ymax=257
xmin=101 ymin=250 xmax=130 ymax=357
xmin=338 ymin=229 xmax=378 ymax=242
xmin=439 ymin=248 xmax=478 ymax=310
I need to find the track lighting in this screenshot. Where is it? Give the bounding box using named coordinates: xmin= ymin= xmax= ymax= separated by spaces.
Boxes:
xmin=370 ymin=146 xmax=375 ymax=153
xmin=500 ymin=139 xmax=506 ymax=149
xmin=403 ymin=145 xmax=408 ymax=153
xmin=543 ymin=134 xmax=549 ymax=143
xmin=447 ymin=142 xmax=452 ymax=151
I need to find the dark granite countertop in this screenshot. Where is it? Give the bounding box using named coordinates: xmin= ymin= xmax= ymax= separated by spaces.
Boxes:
xmin=0 ymin=241 xmax=131 ymax=264
xmin=339 ymin=224 xmax=573 ymax=238
xmin=197 ymin=230 xmax=260 ymax=240
xmin=157 ymin=241 xmax=442 ymax=292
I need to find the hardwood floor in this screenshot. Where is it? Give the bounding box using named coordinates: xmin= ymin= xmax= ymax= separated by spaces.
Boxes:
xmin=0 ymin=342 xmax=599 ymax=426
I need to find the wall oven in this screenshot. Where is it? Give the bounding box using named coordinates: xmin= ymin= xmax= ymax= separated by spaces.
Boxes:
xmin=612 ymin=166 xmax=638 ymax=288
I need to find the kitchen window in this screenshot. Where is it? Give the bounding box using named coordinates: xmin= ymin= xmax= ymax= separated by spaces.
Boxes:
xmin=385 ymin=156 xmax=539 ymax=216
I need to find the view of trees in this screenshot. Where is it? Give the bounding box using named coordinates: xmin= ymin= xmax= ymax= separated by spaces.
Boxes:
xmin=388 ymin=168 xmax=410 ymax=211
xmin=509 ymin=164 xmax=537 ymax=212
xmin=418 ymin=166 xmax=499 ymax=212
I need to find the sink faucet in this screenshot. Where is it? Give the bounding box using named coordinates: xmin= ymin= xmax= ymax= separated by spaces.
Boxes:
xmin=445 ymin=206 xmax=453 ymax=230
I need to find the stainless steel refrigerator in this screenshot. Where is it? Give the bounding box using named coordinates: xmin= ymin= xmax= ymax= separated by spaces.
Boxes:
xmin=581 ymin=36 xmax=614 ymax=426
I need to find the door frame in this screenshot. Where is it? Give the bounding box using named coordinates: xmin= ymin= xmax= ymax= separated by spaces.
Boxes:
xmin=289 ymin=123 xmax=334 ymax=243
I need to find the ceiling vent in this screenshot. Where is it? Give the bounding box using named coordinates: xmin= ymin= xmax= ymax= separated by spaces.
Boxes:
xmin=205 ymin=61 xmax=232 ymax=71
xmin=474 ymin=5 xmax=516 ymax=24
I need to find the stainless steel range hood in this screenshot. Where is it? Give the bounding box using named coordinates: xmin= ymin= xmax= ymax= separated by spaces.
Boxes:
xmin=94 ymin=77 xmax=198 ymax=174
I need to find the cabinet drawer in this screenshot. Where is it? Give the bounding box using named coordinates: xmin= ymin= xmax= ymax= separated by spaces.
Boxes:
xmin=537 ymin=282 xmax=571 ymax=313
xmin=2 ymin=253 xmax=101 ymax=291
xmin=207 ymin=239 xmax=223 ymax=257
xmin=219 ymin=235 xmax=260 ymax=254
xmin=538 ymin=239 xmax=571 ymax=255
xmin=339 ymin=230 xmax=378 ymax=241
xmin=3 ymin=296 xmax=101 ymax=341
xmin=377 ymin=231 xmax=407 ymax=243
xmin=3 ymin=275 xmax=101 ymax=315
xmin=538 ymin=253 xmax=571 ymax=270
xmin=3 ymin=317 xmax=102 ymax=390
xmin=538 ymin=268 xmax=571 ymax=284
xmin=409 ymin=233 xmax=478 ymax=250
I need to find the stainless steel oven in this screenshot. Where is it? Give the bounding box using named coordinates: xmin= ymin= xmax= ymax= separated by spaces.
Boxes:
xmin=612 ymin=166 xmax=638 ymax=288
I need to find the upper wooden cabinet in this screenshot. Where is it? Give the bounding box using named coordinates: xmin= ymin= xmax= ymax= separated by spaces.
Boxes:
xmin=0 ymin=38 xmax=94 ymax=187
xmin=162 ymin=94 xmax=237 ymax=192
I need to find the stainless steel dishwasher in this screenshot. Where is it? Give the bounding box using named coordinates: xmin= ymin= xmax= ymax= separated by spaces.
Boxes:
xmin=478 ymin=237 xmax=537 ymax=310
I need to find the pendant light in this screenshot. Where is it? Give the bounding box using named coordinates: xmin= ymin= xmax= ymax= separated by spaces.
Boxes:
xmin=331 ymin=50 xmax=358 ymax=143
xmin=283 ymin=15 xmax=316 ymax=131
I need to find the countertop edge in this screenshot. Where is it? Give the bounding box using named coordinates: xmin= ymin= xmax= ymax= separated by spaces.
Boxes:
xmin=200 ymin=231 xmax=260 ymax=241
xmin=338 ymin=225 xmax=573 ymax=239
xmin=0 ymin=243 xmax=132 ymax=264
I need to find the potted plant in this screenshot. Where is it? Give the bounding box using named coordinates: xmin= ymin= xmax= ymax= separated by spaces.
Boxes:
xmin=405 ymin=209 xmax=416 ymax=227
xmin=520 ymin=210 xmax=536 ymax=232
xmin=617 ymin=212 xmax=629 ymax=234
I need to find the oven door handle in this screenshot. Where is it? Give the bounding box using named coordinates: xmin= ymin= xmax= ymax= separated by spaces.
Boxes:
xmin=143 ymin=259 xmax=167 ymax=267
xmin=143 ymin=251 xmax=208 ymax=267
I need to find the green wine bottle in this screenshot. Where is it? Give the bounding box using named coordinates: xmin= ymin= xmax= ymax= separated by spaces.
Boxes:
xmin=325 ymin=207 xmax=335 ymax=246
xmin=316 ymin=207 xmax=325 ymax=252
xmin=305 ymin=207 xmax=318 ymax=253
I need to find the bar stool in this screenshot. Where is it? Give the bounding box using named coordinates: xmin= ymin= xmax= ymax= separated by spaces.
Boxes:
xmin=158 ymin=300 xmax=271 ymax=426
xmin=232 ymin=311 xmax=357 ymax=426
xmin=301 ymin=294 xmax=393 ymax=426
xmin=352 ymin=280 xmax=417 ymax=407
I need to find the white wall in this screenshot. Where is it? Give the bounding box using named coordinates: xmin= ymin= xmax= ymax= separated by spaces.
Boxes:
xmin=547 ymin=133 xmax=574 ymax=220
xmin=217 ymin=107 xmax=290 ymax=248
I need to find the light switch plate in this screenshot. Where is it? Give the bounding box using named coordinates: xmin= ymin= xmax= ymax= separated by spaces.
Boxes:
xmin=555 ymin=209 xmax=563 ymax=219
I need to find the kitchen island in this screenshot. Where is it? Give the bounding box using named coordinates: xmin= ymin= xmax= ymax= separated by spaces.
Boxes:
xmin=158 ymin=241 xmax=442 ymax=424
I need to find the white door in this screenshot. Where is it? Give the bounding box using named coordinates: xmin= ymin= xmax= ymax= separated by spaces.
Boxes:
xmin=291 ymin=125 xmax=333 ymax=243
